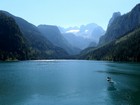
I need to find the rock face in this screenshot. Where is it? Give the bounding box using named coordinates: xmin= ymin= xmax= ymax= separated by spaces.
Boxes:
xmin=99 ymin=4 xmax=140 ymax=45
xmin=107 ymin=12 xmax=121 ymax=28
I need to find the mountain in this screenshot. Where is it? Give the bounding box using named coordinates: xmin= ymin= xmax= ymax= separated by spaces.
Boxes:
xmin=63 ymin=33 xmax=93 ymax=49
xmin=38 ymin=25 xmax=81 ymax=55
xmin=91 ymin=26 xmax=105 ymax=43
xmin=88 ymin=41 xmax=97 ymax=48
xmin=99 ymin=4 xmax=140 ymax=45
xmin=107 ymin=12 xmax=121 ymax=28
xmin=0 ymin=12 xmax=30 ymax=60
xmin=80 ymin=4 xmax=140 ymax=62
xmin=0 ymin=11 xmax=68 ymax=60
xmin=77 ymin=23 xmax=105 ymax=42
xmin=79 ymin=26 xmax=140 ymax=62
xmin=58 ymin=26 xmax=79 ymax=34
xmin=61 ymin=23 xmax=105 ymax=49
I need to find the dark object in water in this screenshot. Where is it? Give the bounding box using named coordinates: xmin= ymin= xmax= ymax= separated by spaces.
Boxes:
xmin=107 ymin=77 xmax=111 ymax=82
xmin=107 ymin=77 xmax=114 ymax=83
xmin=107 ymin=77 xmax=116 ymax=91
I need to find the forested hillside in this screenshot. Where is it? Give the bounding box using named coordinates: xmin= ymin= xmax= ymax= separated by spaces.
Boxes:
xmin=80 ymin=27 xmax=140 ymax=62
xmin=0 ymin=11 xmax=68 ymax=60
xmin=0 ymin=12 xmax=30 ymax=60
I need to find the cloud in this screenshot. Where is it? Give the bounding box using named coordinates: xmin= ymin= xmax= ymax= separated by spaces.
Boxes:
xmin=66 ymin=29 xmax=80 ymax=33
xmin=85 ymin=30 xmax=88 ymax=33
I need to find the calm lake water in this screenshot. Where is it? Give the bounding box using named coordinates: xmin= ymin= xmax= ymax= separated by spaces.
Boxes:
xmin=0 ymin=60 xmax=140 ymax=105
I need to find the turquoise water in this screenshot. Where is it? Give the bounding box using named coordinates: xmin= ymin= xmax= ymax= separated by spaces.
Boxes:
xmin=0 ymin=60 xmax=140 ymax=105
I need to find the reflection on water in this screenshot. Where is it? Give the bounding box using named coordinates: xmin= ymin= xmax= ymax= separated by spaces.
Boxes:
xmin=107 ymin=81 xmax=117 ymax=91
xmin=106 ymin=62 xmax=140 ymax=105
xmin=0 ymin=60 xmax=140 ymax=105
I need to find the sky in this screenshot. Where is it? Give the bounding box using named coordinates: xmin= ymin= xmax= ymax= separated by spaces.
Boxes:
xmin=0 ymin=0 xmax=140 ymax=30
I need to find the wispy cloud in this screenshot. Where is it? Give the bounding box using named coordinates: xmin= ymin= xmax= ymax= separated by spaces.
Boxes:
xmin=66 ymin=29 xmax=80 ymax=33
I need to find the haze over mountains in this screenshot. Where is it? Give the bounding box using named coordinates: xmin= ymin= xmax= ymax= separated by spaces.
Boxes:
xmin=0 ymin=9 xmax=105 ymax=60
xmin=0 ymin=3 xmax=140 ymax=61
xmin=59 ymin=23 xmax=105 ymax=49
xmin=38 ymin=25 xmax=80 ymax=55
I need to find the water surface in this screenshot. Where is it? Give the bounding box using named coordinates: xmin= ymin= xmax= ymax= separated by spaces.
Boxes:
xmin=0 ymin=60 xmax=140 ymax=105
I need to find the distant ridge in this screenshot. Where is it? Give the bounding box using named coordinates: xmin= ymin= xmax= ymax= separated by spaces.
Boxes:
xmin=60 ymin=23 xmax=105 ymax=49
xmin=38 ymin=25 xmax=81 ymax=55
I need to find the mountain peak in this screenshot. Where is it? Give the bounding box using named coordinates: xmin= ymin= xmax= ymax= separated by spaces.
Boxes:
xmin=112 ymin=12 xmax=121 ymax=17
xmin=99 ymin=3 xmax=140 ymax=45
xmin=108 ymin=12 xmax=121 ymax=28
xmin=38 ymin=25 xmax=60 ymax=34
xmin=132 ymin=3 xmax=140 ymax=12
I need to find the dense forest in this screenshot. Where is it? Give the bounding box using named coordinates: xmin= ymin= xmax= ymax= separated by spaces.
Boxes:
xmin=80 ymin=27 xmax=140 ymax=62
xmin=0 ymin=12 xmax=30 ymax=60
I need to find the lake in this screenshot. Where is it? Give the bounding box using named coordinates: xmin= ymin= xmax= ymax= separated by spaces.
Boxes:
xmin=0 ymin=60 xmax=140 ymax=105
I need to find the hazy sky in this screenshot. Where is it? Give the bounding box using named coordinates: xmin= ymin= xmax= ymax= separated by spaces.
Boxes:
xmin=0 ymin=0 xmax=140 ymax=30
